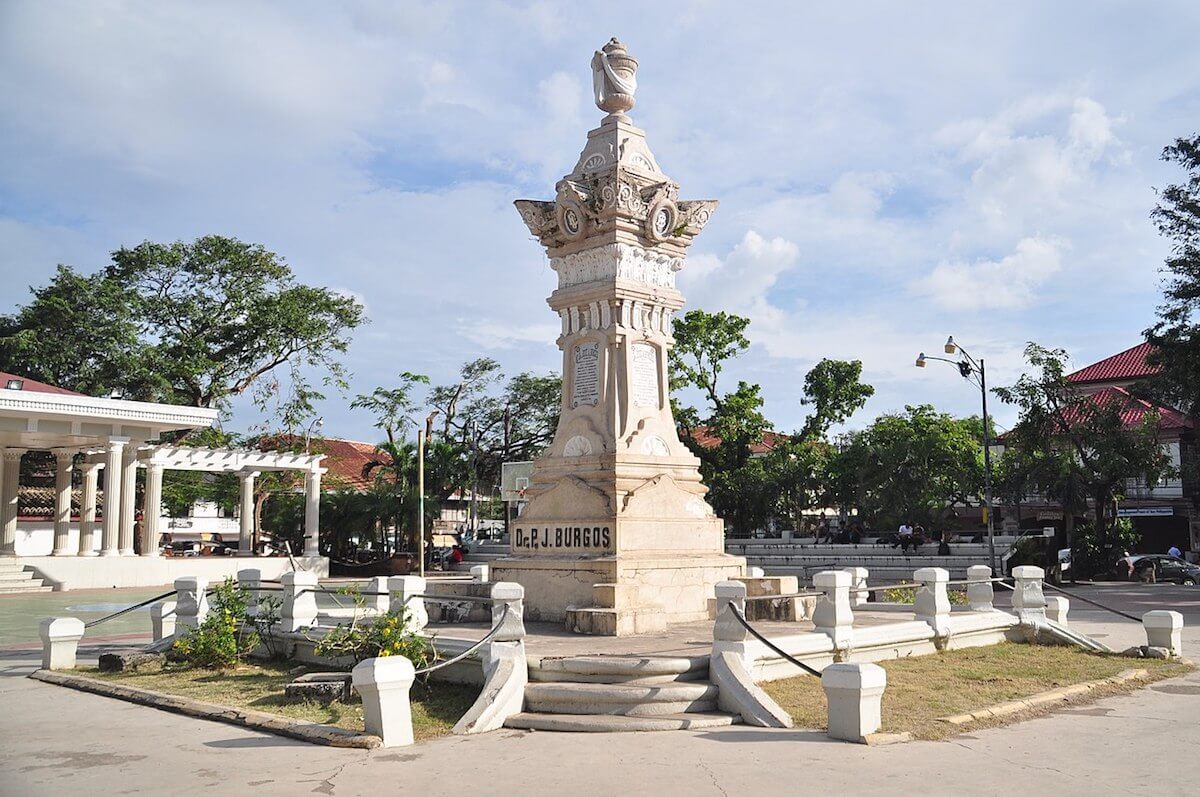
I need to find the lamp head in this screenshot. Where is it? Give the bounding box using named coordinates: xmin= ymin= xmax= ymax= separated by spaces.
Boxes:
xmin=915 ymin=353 xmax=926 ymax=368
xmin=944 ymin=336 xmax=957 ymax=355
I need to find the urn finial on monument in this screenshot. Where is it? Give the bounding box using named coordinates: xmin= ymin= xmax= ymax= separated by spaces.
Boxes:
xmin=591 ymin=38 xmax=638 ymax=117
xmin=495 ymin=40 xmax=746 ymax=636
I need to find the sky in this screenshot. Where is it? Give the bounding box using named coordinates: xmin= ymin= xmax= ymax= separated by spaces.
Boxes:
xmin=1 ymin=1 xmax=1197 ymax=444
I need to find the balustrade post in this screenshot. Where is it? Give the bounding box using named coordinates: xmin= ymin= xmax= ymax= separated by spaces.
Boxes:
xmin=281 ymin=570 xmax=318 ymax=632
xmin=966 ymin=565 xmax=994 ymax=611
xmin=913 ymin=567 xmax=951 ymax=644
xmin=812 ymin=570 xmax=854 ymax=651
xmin=388 ymin=575 xmax=428 ymax=632
xmin=174 ymin=576 xmax=209 ymax=631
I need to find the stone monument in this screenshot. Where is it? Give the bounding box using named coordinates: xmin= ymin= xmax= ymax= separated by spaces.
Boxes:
xmin=490 ymin=38 xmax=746 ymax=636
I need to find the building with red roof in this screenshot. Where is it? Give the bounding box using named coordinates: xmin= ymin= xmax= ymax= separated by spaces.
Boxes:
xmin=1017 ymin=343 xmax=1198 ymax=554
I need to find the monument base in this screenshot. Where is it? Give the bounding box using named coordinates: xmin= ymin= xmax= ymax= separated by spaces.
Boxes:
xmin=491 ymin=552 xmax=746 ymax=636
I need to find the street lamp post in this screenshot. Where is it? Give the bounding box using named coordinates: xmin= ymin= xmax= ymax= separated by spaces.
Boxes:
xmin=916 ymin=336 xmax=997 ymax=573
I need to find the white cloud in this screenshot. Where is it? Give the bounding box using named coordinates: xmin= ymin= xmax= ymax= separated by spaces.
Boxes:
xmin=915 ymin=237 xmax=1066 ymax=310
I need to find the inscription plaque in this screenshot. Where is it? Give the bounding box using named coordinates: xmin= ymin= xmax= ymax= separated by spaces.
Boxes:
xmin=572 ymin=342 xmax=600 ymax=407
xmin=631 ymin=343 xmax=659 ymax=407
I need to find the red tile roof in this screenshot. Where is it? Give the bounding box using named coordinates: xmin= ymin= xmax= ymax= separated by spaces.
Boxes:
xmin=683 ymin=425 xmax=786 ymax=454
xmin=313 ymin=438 xmax=387 ymax=492
xmin=1063 ymin=386 xmax=1193 ymax=432
xmin=1067 ymin=342 xmax=1160 ymax=385
xmin=0 ymin=372 xmax=86 ymax=396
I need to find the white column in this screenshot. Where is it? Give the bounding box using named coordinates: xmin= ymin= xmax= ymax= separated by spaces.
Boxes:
xmin=303 ymin=469 xmax=321 ymax=556
xmin=51 ymin=450 xmax=75 ymax=556
xmin=141 ymin=462 xmax=164 ymax=557
xmin=77 ymin=462 xmax=101 ymax=556
xmin=118 ymin=444 xmax=138 ymax=555
xmin=0 ymin=448 xmax=26 ymax=556
xmin=100 ymin=439 xmax=127 ymax=556
xmin=238 ymin=470 xmax=259 ymax=556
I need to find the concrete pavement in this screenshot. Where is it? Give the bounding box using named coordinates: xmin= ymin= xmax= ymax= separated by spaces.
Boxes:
xmin=2 ymin=583 xmax=1199 ymax=796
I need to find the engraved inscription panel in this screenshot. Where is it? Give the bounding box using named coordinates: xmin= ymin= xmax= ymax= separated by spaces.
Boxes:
xmin=572 ymin=342 xmax=600 ymax=407
xmin=631 ymin=343 xmax=659 ymax=408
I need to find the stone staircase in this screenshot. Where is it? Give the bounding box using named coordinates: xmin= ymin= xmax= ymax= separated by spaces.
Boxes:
xmin=504 ymin=654 xmax=740 ymax=732
xmin=0 ymin=560 xmax=52 ymax=594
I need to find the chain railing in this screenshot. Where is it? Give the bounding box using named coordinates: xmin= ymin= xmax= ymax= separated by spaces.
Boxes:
xmin=727 ymin=603 xmax=822 ymax=677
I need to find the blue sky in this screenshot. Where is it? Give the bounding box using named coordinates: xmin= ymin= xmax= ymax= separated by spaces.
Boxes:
xmin=2 ymin=1 xmax=1197 ymax=443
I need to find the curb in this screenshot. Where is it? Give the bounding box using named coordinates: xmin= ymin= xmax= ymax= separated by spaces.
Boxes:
xmin=936 ymin=668 xmax=1150 ymax=725
xmin=28 ymin=669 xmax=381 ymax=749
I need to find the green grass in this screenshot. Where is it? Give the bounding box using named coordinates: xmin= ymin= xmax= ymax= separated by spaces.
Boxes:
xmin=88 ymin=661 xmax=479 ymax=742
xmin=763 ymin=643 xmax=1192 ymax=740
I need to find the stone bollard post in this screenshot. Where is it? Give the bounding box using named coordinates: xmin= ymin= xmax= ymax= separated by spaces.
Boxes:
xmin=174 ymin=577 xmax=209 ymax=631
xmin=913 ymin=567 xmax=951 ymax=643
xmin=1045 ymin=596 xmax=1070 ymax=627
xmin=748 ymin=566 xmax=765 ymax=578
xmin=366 ymin=576 xmax=390 ymax=614
xmin=388 ymin=575 xmax=428 ymax=632
xmin=281 ymin=570 xmax=319 ymax=632
xmin=1143 ymin=610 xmax=1183 ymax=658
xmin=713 ymin=580 xmax=749 ymax=644
xmin=151 ymin=601 xmax=176 ymax=641
xmin=237 ymin=568 xmax=262 ymax=618
xmin=470 ymin=564 xmax=489 ymax=584
xmin=352 ymin=655 xmax=416 ymax=747
xmin=822 ymin=662 xmax=886 ymax=743
xmin=782 ymin=528 xmax=793 ymax=542
xmin=451 ymin=582 xmax=528 ymax=734
xmin=844 ymin=567 xmax=869 ymax=607
xmin=812 ymin=570 xmax=854 ymax=651
xmin=490 ymin=582 xmax=526 ymax=642
xmin=966 ymin=565 xmax=994 ymax=611
xmin=1011 ymin=565 xmax=1047 ymax=619
xmin=39 ymin=617 xmax=85 ymax=670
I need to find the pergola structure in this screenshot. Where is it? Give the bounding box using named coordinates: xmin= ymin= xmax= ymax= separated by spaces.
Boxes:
xmin=80 ymin=445 xmax=325 ymax=557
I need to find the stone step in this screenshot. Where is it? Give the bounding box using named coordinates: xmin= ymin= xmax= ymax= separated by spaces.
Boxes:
xmin=529 ymin=668 xmax=708 ymax=684
xmin=504 ymin=711 xmax=740 ymax=733
xmin=0 ymin=570 xmax=39 ymax=583
xmin=526 ymin=681 xmax=719 ymax=716
xmin=0 ymin=583 xmax=52 ymax=594
xmin=0 ymin=560 xmax=26 ymax=571
xmin=533 ymin=654 xmax=708 ymax=678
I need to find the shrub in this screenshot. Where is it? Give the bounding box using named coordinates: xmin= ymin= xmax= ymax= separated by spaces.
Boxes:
xmin=314 ymin=607 xmax=433 ymax=669
xmin=171 ymin=578 xmax=259 ymax=669
xmin=882 ymin=586 xmax=968 ymax=605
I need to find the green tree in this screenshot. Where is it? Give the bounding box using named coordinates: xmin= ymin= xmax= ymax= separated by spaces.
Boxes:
xmin=995 ymin=344 xmax=1172 ymax=568
xmin=798 ymin=358 xmax=875 ymax=440
xmin=841 ymin=405 xmax=984 ymax=533
xmin=1142 ymin=135 xmax=1200 ymax=511
xmin=0 ymin=235 xmax=365 ymax=430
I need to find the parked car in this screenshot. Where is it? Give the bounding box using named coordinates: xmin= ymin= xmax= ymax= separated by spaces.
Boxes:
xmin=1115 ymin=554 xmax=1200 ymax=585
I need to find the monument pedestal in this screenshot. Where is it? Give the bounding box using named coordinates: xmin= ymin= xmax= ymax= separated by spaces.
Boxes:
xmin=493 ymin=551 xmax=745 ymax=636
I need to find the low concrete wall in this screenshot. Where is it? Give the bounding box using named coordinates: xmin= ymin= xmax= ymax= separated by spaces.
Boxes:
xmin=16 ymin=555 xmax=329 ymax=591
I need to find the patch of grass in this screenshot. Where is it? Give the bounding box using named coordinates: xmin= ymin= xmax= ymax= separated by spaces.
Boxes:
xmin=88 ymin=662 xmax=479 ymax=742
xmin=763 ymin=643 xmax=1192 ymax=741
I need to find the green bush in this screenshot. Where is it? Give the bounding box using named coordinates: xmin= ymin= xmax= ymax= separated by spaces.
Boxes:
xmin=882 ymin=586 xmax=968 ymax=605
xmin=315 ymin=607 xmax=433 ymax=668
xmin=171 ymin=578 xmax=259 ymax=669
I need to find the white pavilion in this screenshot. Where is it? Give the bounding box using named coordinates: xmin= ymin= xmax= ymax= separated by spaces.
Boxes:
xmin=0 ymin=372 xmax=328 ymax=590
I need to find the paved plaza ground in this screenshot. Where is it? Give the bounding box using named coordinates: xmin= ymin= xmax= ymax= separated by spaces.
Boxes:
xmin=2 ymin=582 xmax=1199 ymax=795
